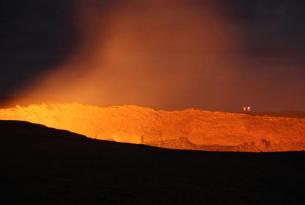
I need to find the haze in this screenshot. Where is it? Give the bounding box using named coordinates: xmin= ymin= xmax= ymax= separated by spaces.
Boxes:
xmin=1 ymin=0 xmax=305 ymax=112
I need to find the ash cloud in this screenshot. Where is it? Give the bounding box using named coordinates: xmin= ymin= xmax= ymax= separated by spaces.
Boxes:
xmin=6 ymin=0 xmax=305 ymax=112
xmin=13 ymin=0 xmax=244 ymax=110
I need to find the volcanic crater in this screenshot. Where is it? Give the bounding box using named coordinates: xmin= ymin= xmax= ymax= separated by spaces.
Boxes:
xmin=1 ymin=103 xmax=305 ymax=152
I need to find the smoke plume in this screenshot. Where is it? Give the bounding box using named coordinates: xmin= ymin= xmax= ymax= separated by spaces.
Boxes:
xmin=12 ymin=0 xmax=244 ymax=110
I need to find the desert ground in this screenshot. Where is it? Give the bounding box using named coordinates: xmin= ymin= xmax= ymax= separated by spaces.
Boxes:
xmin=1 ymin=104 xmax=305 ymax=152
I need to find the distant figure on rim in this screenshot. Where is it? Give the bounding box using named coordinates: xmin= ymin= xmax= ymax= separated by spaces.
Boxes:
xmin=242 ymin=106 xmax=251 ymax=113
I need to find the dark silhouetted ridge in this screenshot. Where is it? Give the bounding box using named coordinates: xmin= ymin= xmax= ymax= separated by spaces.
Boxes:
xmin=0 ymin=120 xmax=305 ymax=204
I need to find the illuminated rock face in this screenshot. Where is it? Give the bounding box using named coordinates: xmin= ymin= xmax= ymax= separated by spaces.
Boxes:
xmin=1 ymin=104 xmax=305 ymax=152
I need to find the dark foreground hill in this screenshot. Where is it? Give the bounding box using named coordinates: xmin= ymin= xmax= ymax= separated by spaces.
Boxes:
xmin=0 ymin=120 xmax=305 ymax=204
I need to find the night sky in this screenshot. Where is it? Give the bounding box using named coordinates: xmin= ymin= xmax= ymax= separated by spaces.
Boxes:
xmin=0 ymin=0 xmax=305 ymax=111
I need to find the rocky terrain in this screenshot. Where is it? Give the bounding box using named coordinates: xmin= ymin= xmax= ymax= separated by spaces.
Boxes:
xmin=1 ymin=103 xmax=305 ymax=152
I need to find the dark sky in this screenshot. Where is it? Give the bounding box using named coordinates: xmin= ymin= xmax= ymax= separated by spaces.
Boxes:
xmin=0 ymin=0 xmax=305 ymax=111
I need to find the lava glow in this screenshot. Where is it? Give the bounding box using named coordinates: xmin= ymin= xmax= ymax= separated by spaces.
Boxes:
xmin=1 ymin=104 xmax=305 ymax=152
xmin=3 ymin=1 xmax=305 ymax=152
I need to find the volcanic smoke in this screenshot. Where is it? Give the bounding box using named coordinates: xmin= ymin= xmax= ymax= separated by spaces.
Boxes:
xmin=2 ymin=0 xmax=305 ymax=152
xmin=9 ymin=0 xmax=244 ymax=109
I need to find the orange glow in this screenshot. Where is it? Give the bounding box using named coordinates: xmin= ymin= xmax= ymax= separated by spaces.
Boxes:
xmin=9 ymin=0 xmax=244 ymax=109
xmin=1 ymin=104 xmax=305 ymax=152
xmin=4 ymin=2 xmax=305 ymax=152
